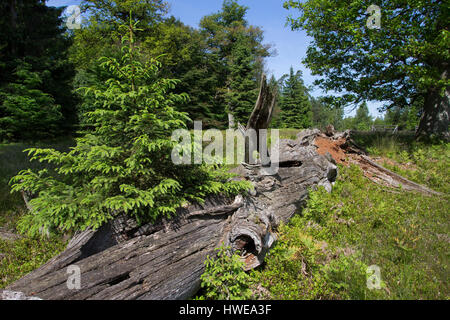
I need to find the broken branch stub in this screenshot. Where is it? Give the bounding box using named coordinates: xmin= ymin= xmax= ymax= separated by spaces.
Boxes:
xmin=242 ymin=74 xmax=278 ymax=164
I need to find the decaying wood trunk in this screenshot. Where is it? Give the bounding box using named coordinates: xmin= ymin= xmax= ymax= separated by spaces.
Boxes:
xmin=355 ymin=155 xmax=442 ymax=196
xmin=2 ymin=68 xmax=439 ymax=299
xmin=240 ymin=74 xmax=277 ymax=164
xmin=0 ymin=127 xmax=337 ymax=300
xmin=246 ymin=74 xmax=277 ymax=132
xmin=0 ymin=228 xmax=21 ymax=241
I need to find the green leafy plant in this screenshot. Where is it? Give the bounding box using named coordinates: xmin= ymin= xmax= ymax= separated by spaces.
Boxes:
xmin=284 ymin=0 xmax=450 ymax=138
xmin=9 ymin=17 xmax=249 ymax=237
xmin=199 ymin=245 xmax=253 ymax=300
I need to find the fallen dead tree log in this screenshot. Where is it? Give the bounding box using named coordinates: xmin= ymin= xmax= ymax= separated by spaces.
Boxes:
xmin=313 ymin=129 xmax=443 ymax=196
xmin=1 ymin=129 xmax=338 ymax=300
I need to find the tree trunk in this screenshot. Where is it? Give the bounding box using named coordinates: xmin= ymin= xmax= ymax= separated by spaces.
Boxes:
xmin=416 ymin=68 xmax=449 ymax=140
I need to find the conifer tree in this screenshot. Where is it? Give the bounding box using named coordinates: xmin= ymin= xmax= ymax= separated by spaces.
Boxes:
xmin=10 ymin=17 xmax=249 ymax=237
xmin=224 ymin=35 xmax=259 ymax=126
xmin=278 ymin=67 xmax=312 ymax=129
xmin=353 ymin=102 xmax=373 ymax=131
xmin=200 ymin=0 xmax=270 ymax=128
xmin=0 ymin=0 xmax=76 ymax=139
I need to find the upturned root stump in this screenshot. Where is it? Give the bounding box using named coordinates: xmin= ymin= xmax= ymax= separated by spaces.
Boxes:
xmin=0 ymin=129 xmax=338 ymax=300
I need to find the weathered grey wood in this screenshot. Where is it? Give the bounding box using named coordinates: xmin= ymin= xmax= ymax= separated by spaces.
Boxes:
xmin=0 ymin=129 xmax=337 ymax=300
xmin=242 ymin=74 xmax=278 ymax=164
xmin=246 ymin=74 xmax=277 ymax=132
xmin=2 ymin=127 xmax=440 ymax=300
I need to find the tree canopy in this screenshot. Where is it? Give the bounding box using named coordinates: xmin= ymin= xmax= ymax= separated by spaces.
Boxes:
xmin=284 ymin=0 xmax=449 ymax=139
xmin=200 ymin=0 xmax=271 ymax=127
xmin=0 ymin=0 xmax=76 ymax=141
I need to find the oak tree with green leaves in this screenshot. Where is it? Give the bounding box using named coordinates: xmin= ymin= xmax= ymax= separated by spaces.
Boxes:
xmin=284 ymin=0 xmax=449 ymax=139
xmin=10 ymin=18 xmax=249 ymax=237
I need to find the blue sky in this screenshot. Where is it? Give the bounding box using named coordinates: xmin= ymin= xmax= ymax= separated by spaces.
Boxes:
xmin=47 ymin=0 xmax=384 ymax=118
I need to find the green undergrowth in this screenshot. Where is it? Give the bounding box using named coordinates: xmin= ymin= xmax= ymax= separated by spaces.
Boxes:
xmin=197 ymin=245 xmax=254 ymax=300
xmin=249 ymin=139 xmax=449 ymax=300
xmin=0 ymin=236 xmax=67 ymax=288
xmin=368 ymin=140 xmax=449 ymax=195
xmin=2 ymin=132 xmax=449 ymax=298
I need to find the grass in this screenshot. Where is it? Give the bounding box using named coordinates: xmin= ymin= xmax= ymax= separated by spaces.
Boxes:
xmin=0 ymin=137 xmax=74 ymax=288
xmin=250 ymin=133 xmax=450 ymax=300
